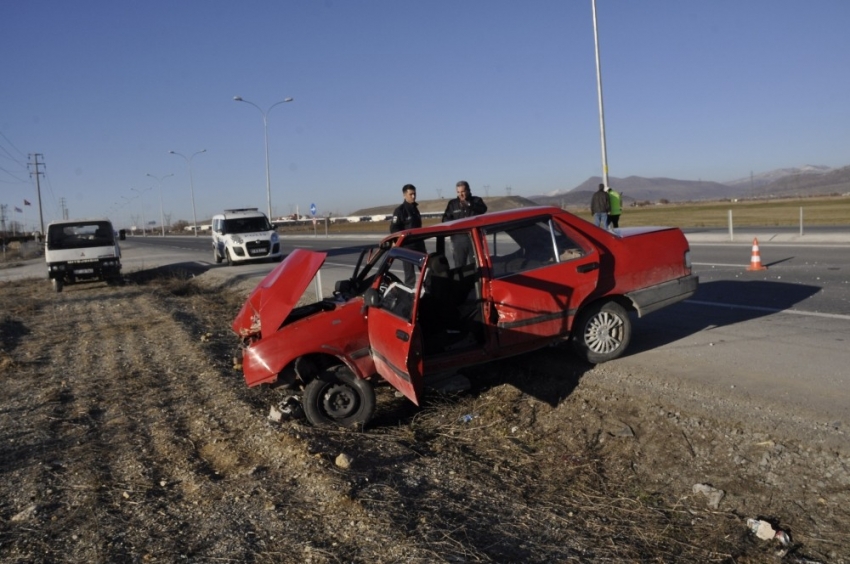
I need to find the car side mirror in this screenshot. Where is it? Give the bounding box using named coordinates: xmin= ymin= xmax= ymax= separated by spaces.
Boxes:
xmin=363 ymin=287 xmax=381 ymax=308
xmin=335 ymin=279 xmax=352 ymax=295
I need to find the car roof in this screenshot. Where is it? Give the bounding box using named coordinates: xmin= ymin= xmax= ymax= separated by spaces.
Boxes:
xmin=400 ymin=206 xmax=571 ymax=238
xmin=218 ymin=208 xmax=266 ymax=219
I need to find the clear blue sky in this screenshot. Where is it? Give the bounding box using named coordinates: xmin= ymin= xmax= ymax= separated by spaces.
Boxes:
xmin=2 ymin=0 xmax=849 ymax=229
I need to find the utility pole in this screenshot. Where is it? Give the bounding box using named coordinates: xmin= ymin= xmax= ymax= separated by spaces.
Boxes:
xmin=27 ymin=154 xmax=46 ymax=236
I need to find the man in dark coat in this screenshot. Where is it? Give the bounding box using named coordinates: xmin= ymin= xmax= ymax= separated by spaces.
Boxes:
xmin=390 ymin=184 xmax=426 ymax=286
xmin=441 ymin=181 xmax=487 ymax=266
xmin=591 ymin=183 xmax=610 ymax=228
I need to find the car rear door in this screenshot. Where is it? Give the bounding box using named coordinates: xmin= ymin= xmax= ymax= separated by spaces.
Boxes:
xmin=482 ymin=216 xmax=600 ymax=355
xmin=367 ymin=248 xmax=427 ymax=406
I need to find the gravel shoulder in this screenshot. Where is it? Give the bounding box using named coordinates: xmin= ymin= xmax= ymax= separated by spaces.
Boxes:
xmin=1 ymin=270 xmax=848 ymax=563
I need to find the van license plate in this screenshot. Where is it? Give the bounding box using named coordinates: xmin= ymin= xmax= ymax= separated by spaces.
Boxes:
xmin=249 ymin=249 xmax=265 ymax=255
xmin=77 ymin=268 xmax=94 ymax=274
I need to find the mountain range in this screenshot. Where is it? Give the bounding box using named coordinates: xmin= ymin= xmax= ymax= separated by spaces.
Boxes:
xmin=351 ymin=165 xmax=850 ymax=216
xmin=530 ymin=165 xmax=850 ymax=207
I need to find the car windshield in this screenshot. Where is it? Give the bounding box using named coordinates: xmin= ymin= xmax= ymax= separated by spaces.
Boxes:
xmin=47 ymin=221 xmax=114 ymax=250
xmin=224 ymin=217 xmax=271 ymax=233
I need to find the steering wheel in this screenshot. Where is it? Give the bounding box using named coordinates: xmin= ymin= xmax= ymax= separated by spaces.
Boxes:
xmin=378 ymin=271 xmax=402 ymax=295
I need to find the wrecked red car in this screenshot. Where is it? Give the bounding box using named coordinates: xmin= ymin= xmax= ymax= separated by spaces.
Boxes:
xmin=232 ymin=206 xmax=698 ymax=427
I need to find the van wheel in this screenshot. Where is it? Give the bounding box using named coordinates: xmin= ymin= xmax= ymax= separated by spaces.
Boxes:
xmin=214 ymin=248 xmax=223 ymax=264
xmin=225 ymin=249 xmax=234 ymax=266
xmin=572 ymin=301 xmax=631 ymax=364
xmin=303 ymin=366 xmax=375 ymax=428
xmin=52 ymin=278 xmax=63 ymax=293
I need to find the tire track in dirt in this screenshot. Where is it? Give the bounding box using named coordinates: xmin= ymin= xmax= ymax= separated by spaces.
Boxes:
xmin=5 ymin=277 xmax=847 ymax=562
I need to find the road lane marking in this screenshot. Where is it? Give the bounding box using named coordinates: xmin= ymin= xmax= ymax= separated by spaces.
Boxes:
xmin=686 ymin=299 xmax=850 ymax=320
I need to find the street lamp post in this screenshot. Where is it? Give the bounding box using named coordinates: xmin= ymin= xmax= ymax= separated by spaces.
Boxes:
xmin=121 ymin=195 xmax=136 ymax=233
xmin=169 ymin=149 xmax=206 ymax=236
xmin=131 ymin=187 xmax=152 ymax=237
xmin=233 ymin=95 xmax=294 ymax=220
xmin=146 ymin=173 xmax=174 ymax=236
xmin=591 ymin=0 xmax=610 ymax=188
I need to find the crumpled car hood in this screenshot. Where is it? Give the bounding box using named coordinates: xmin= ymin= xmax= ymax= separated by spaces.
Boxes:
xmin=231 ymin=249 xmax=327 ymax=337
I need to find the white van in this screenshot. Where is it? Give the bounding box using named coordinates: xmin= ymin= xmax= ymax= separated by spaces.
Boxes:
xmin=45 ymin=218 xmax=122 ymax=292
xmin=211 ymin=208 xmax=282 ymax=265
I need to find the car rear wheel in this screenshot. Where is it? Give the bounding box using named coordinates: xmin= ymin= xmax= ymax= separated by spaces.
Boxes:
xmin=303 ymin=366 xmax=375 ymax=428
xmin=572 ymin=300 xmax=631 ymax=363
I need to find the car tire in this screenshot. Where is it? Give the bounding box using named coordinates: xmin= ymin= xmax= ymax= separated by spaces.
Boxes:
xmin=225 ymin=249 xmax=234 ymax=266
xmin=303 ymin=366 xmax=375 ymax=428
xmin=214 ymin=247 xmax=222 ymax=264
xmin=572 ymin=300 xmax=631 ymax=364
xmin=52 ymin=278 xmax=63 ymax=293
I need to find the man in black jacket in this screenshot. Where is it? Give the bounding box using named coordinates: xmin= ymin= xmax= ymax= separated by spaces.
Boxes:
xmin=442 ymin=181 xmax=487 ymax=266
xmin=390 ymin=184 xmax=426 ymax=286
xmin=591 ymin=183 xmax=610 ymax=228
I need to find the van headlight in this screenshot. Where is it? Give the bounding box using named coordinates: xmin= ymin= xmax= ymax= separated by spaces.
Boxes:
xmin=271 ymin=232 xmax=279 ymax=243
xmin=231 ymin=236 xmax=244 ymax=245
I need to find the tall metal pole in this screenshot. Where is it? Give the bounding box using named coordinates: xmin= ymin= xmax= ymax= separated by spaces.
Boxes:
xmin=146 ymin=173 xmax=173 ymax=236
xmin=131 ymin=187 xmax=152 ymax=237
xmin=592 ymin=0 xmax=610 ymax=188
xmin=169 ymin=149 xmax=206 ymax=236
xmin=233 ymin=96 xmax=294 ymax=220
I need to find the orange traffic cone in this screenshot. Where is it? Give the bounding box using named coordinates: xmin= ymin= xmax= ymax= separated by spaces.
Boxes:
xmin=747 ymin=238 xmax=767 ymax=271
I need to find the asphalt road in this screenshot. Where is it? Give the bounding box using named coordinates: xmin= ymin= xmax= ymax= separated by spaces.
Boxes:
xmin=4 ymin=229 xmax=849 ymax=434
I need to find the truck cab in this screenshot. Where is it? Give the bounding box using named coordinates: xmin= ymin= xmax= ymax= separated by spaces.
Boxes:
xmin=45 ymin=219 xmax=122 ymax=292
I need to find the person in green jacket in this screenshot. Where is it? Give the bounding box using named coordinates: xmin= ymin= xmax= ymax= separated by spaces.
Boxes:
xmin=606 ymin=186 xmax=622 ymax=236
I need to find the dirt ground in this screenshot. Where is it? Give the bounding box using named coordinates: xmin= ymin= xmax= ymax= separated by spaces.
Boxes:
xmin=1 ymin=268 xmax=848 ymax=563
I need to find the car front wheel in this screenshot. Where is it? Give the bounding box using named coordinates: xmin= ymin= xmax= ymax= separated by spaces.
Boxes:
xmin=303 ymin=366 xmax=375 ymax=428
xmin=52 ymin=278 xmax=63 ymax=293
xmin=572 ymin=300 xmax=631 ymax=363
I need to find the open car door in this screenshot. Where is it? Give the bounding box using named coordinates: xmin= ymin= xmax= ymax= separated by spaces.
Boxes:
xmin=366 ymin=248 xmax=428 ymax=406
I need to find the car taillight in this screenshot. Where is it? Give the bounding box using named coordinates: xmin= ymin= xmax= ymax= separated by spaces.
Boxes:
xmin=684 ymin=250 xmax=692 ymax=270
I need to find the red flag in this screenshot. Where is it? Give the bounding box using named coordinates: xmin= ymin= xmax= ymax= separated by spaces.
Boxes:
xmin=24 ymin=199 xmax=32 ymax=205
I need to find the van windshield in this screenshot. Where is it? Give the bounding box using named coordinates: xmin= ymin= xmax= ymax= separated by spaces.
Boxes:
xmin=47 ymin=221 xmax=115 ymax=250
xmin=223 ymin=217 xmax=271 ymax=234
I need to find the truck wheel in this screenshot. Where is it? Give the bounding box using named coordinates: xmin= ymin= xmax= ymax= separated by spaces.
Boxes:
xmin=572 ymin=300 xmax=631 ymax=364
xmin=52 ymin=278 xmax=63 ymax=293
xmin=303 ymin=366 xmax=375 ymax=428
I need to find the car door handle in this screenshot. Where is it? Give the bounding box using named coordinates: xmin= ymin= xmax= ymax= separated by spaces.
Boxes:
xmin=576 ymin=262 xmax=600 ymax=273
xmin=396 ymin=330 xmax=410 ymax=342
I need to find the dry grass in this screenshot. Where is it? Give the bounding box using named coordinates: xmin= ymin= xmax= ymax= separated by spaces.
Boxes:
xmin=275 ymin=195 xmax=849 ymax=236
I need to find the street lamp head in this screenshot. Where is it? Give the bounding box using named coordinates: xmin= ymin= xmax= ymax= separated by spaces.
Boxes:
xmin=284 ymin=97 xmax=294 ymax=103
xmin=233 ymin=96 xmax=243 ymax=102
xmin=169 ymin=150 xmax=176 ymax=155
